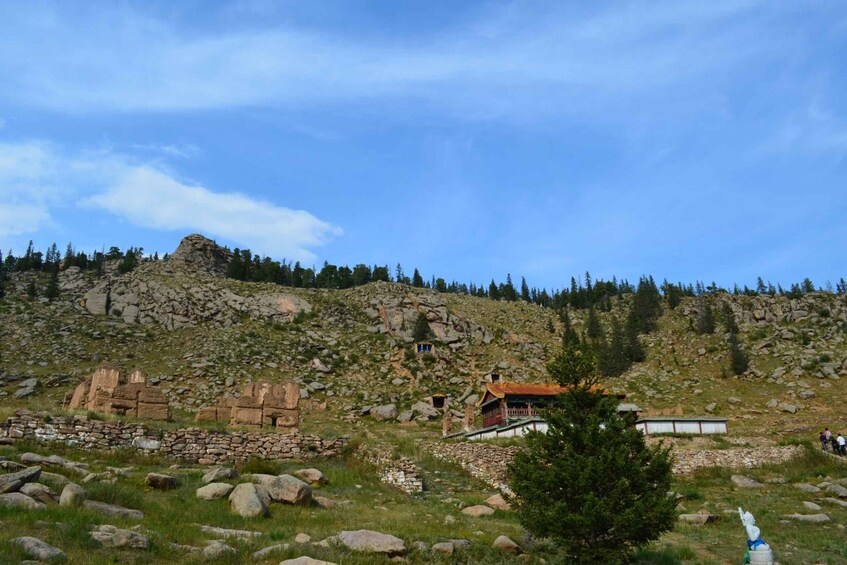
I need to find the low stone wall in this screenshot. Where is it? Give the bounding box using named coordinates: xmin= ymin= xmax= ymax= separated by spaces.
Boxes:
xmin=356 ymin=446 xmax=424 ymax=494
xmin=424 ymin=440 xmax=807 ymax=493
xmin=0 ymin=411 xmax=349 ymax=464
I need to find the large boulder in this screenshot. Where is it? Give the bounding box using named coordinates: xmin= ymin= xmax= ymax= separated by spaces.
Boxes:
xmin=197 ymin=483 xmax=235 ymax=501
xmin=492 ymin=535 xmax=520 ymax=553
xmin=11 ymin=536 xmax=66 ymax=562
xmin=59 ymin=483 xmax=86 ymax=507
xmin=255 ymin=474 xmax=312 ymax=506
xmin=83 ymin=500 xmax=144 ymax=520
xmin=0 ymin=492 xmax=45 ymax=509
xmin=371 ymin=404 xmax=397 ymax=421
xmin=168 ymin=234 xmax=233 ymax=277
xmin=461 ymin=505 xmax=495 ymax=517
xmin=20 ymin=483 xmax=55 ymax=505
xmin=145 ymin=473 xmax=178 ymax=490
xmin=0 ymin=466 xmax=42 ymax=493
xmin=293 ymin=468 xmax=326 ymax=486
xmin=279 ymin=558 xmax=338 ymax=565
xmin=202 ymin=467 xmax=239 ymax=484
xmin=484 ymin=494 xmax=511 ymax=511
xmin=229 ymin=483 xmax=269 ymax=518
xmin=334 ymin=530 xmax=407 ymax=556
xmin=90 ymin=525 xmax=150 ymax=549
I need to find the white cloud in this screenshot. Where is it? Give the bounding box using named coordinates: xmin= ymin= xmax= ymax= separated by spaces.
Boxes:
xmin=0 ymin=140 xmax=340 ymax=260
xmin=763 ymin=102 xmax=847 ymax=156
xmin=131 ymin=143 xmax=202 ymax=159
xmin=83 ymin=167 xmax=341 ymax=261
xmin=0 ymin=1 xmax=781 ymax=122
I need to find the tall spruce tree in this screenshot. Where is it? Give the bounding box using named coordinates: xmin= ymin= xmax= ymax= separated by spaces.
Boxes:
xmin=585 ymin=306 xmax=603 ymax=341
xmin=694 ymin=296 xmax=716 ymax=334
xmin=509 ymin=340 xmax=675 ymax=564
xmin=412 ymin=269 xmax=424 ymax=288
xmin=45 ymin=267 xmax=60 ymax=301
xmin=728 ymin=330 xmax=749 ymax=375
xmin=412 ymin=312 xmax=433 ymax=343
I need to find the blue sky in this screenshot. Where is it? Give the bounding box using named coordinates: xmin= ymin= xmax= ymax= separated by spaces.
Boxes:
xmin=1 ymin=1 xmax=845 ymax=290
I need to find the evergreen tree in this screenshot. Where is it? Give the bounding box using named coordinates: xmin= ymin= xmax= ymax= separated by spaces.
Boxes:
xmin=412 ymin=312 xmax=433 ymax=343
xmin=559 ymin=308 xmax=579 ymax=347
xmin=585 ymin=306 xmax=603 ymax=341
xmin=26 ymin=279 xmax=37 ymax=299
xmin=117 ymin=249 xmax=138 ymax=274
xmin=546 ymin=317 xmax=556 ymax=333
xmin=520 ymin=276 xmax=531 ymax=302
xmin=488 ymin=280 xmax=501 ymax=301
xmin=509 ymin=345 xmax=675 ymax=564
xmin=0 ymin=251 xmax=5 ymax=299
xmin=694 ymin=296 xmax=715 ymax=334
xmin=728 ymin=330 xmax=749 ymax=375
xmin=720 ymin=302 xmax=739 ymax=334
xmin=372 ymin=265 xmax=390 ymax=282
xmin=434 ymin=278 xmax=447 ymax=293
xmin=45 ymin=267 xmax=59 ymax=301
xmin=502 ymin=274 xmax=518 ymax=301
xmin=412 ymin=268 xmax=424 ymax=288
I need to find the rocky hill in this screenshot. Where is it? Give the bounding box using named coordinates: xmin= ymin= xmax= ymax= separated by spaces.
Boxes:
xmin=2 ymin=234 xmax=846 ymax=438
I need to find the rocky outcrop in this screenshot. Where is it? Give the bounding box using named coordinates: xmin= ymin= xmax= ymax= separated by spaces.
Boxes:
xmin=359 ymin=283 xmax=492 ymax=346
xmin=167 ymin=234 xmax=232 ymax=277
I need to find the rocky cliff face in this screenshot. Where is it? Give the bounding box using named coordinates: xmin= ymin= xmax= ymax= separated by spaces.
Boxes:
xmin=80 ymin=235 xmax=309 ymax=329
xmin=167 ymin=234 xmax=233 ymax=277
xmin=357 ymin=282 xmax=493 ymax=347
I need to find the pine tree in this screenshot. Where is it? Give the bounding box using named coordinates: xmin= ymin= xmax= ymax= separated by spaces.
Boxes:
xmin=412 ymin=312 xmax=433 ymax=343
xmin=45 ymin=268 xmax=59 ymax=301
xmin=559 ymin=308 xmax=579 ymax=347
xmin=502 ymin=274 xmax=518 ymax=301
xmin=694 ymin=296 xmax=715 ymax=334
xmin=412 ymin=269 xmax=424 ymax=288
xmin=624 ymin=307 xmax=646 ymax=363
xmin=26 ymin=279 xmax=37 ymax=299
xmin=720 ymin=302 xmax=739 ymax=334
xmin=728 ymin=330 xmax=749 ymax=375
xmin=488 ymin=280 xmax=501 ymax=301
xmin=585 ymin=306 xmax=603 ymax=341
xmin=520 ymin=276 xmax=531 ymax=302
xmin=509 ymin=344 xmax=675 ymax=564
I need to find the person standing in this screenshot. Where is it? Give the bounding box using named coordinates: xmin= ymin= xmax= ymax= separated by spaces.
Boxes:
xmin=821 ymin=430 xmax=829 ymax=451
xmin=838 ymin=433 xmax=846 ymax=456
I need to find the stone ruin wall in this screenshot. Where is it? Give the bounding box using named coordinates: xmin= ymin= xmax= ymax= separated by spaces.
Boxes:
xmin=67 ymin=365 xmax=170 ymax=421
xmin=1 ymin=411 xmax=349 ymax=465
xmin=195 ymin=381 xmax=300 ymax=431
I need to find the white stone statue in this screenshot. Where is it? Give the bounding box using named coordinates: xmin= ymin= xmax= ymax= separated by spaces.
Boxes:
xmin=739 ymin=507 xmax=773 ymax=564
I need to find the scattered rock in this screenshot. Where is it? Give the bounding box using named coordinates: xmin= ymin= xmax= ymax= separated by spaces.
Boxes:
xmin=202 ymin=467 xmax=238 ymax=484
xmin=198 ymin=524 xmax=262 ymax=540
xmin=461 ymin=505 xmax=495 ymax=517
xmin=145 ymin=473 xmax=178 ymax=490
xmin=11 ymin=536 xmax=66 ymax=562
xmin=314 ymin=496 xmax=337 ymax=509
xmin=295 ymin=533 xmax=312 ymax=544
xmin=334 ymin=530 xmax=407 ymax=556
xmin=779 ymin=403 xmax=798 ymax=414
xmin=731 ymin=475 xmax=764 ymax=488
xmin=485 ymin=493 xmax=511 ymax=511
xmin=203 ymin=541 xmax=236 ymax=560
xmin=432 ymin=541 xmax=453 ymax=555
xmin=803 ymin=501 xmax=822 ymax=511
xmin=256 ymin=474 xmax=312 ymax=506
xmin=0 ymin=466 xmax=42 ymax=493
xmin=279 ymin=558 xmax=337 ymax=565
xmin=492 ymin=535 xmax=520 ymax=553
xmin=83 ymin=500 xmax=144 ymax=520
xmin=20 ymin=483 xmax=55 ymax=505
xmin=794 ymin=483 xmax=821 ymax=494
xmin=229 ymin=483 xmax=269 ymax=518
xmin=782 ymin=513 xmax=830 ymax=523
xmin=371 ymin=404 xmax=398 ymax=421
xmin=294 ymin=468 xmax=326 ymax=486
xmin=250 ymin=543 xmax=289 ymax=561
xmin=826 ymin=484 xmax=847 ymax=498
xmin=679 ymin=513 xmax=718 ymax=525
xmin=90 ymin=525 xmax=150 ymax=549
xmin=0 ymin=492 xmax=45 ymax=509
xmin=822 ymin=497 xmax=847 ymax=508
xmin=59 ymin=483 xmax=86 ymax=507
xmin=197 ymin=482 xmax=235 ymax=501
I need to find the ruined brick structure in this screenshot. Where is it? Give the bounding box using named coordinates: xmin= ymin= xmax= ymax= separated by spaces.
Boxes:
xmin=67 ymin=364 xmax=170 ymax=421
xmin=196 ymin=381 xmax=300 ymax=431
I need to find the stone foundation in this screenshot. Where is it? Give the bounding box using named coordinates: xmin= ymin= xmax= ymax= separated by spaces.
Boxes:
xmin=67 ymin=365 xmax=170 ymax=421
xmin=1 ymin=411 xmax=348 ymax=464
xmin=356 ymin=446 xmax=424 ymax=494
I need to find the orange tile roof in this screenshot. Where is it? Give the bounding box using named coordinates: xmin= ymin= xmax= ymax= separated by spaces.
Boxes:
xmin=479 ymin=382 xmax=610 ymax=405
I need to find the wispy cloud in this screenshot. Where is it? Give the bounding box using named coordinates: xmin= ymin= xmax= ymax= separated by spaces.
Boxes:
xmin=131 ymin=142 xmax=202 ymax=159
xmin=765 ymin=102 xmax=847 ymax=156
xmin=0 ymin=140 xmax=340 ymax=260
xmin=0 ymin=1 xmax=783 ymax=122
xmin=82 ymin=167 xmax=341 ymax=261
